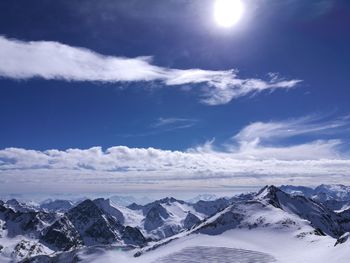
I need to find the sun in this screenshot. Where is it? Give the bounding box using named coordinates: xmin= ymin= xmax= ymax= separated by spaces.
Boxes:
xmin=214 ymin=0 xmax=244 ymax=28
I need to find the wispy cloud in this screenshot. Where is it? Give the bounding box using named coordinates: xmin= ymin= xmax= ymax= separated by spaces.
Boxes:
xmin=118 ymin=117 xmax=197 ymax=138
xmin=0 ymin=114 xmax=349 ymax=193
xmin=215 ymin=113 xmax=350 ymax=160
xmin=151 ymin=117 xmax=197 ymax=129
xmin=233 ymin=114 xmax=350 ymax=144
xmin=0 ymin=36 xmax=301 ymax=105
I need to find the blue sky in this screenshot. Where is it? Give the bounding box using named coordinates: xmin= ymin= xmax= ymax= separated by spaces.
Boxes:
xmin=0 ymin=0 xmax=350 ymax=195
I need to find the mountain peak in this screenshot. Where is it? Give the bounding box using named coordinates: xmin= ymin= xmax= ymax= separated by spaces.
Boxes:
xmin=92 ymin=198 xmax=124 ymax=224
xmin=158 ymin=197 xmax=182 ymax=205
xmin=67 ymin=199 xmax=102 ymax=221
xmin=256 ymin=185 xmax=280 ymax=199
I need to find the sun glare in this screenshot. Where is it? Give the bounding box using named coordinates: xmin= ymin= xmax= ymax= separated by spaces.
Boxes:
xmin=214 ymin=0 xmax=244 ymax=28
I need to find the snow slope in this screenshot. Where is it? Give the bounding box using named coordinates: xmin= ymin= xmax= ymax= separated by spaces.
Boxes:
xmin=71 ymin=229 xmax=350 ymax=263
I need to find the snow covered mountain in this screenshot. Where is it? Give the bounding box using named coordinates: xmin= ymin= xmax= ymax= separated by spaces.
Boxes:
xmin=314 ymin=184 xmax=350 ymax=202
xmin=40 ymin=199 xmax=74 ymax=213
xmin=280 ymin=184 xmax=350 ymax=212
xmin=255 ymin=185 xmax=344 ymax=237
xmin=136 ymin=186 xmax=344 ymax=256
xmin=3 ymin=199 xmax=38 ymax=213
xmin=186 ymin=194 xmax=219 ymax=203
xmin=109 ymin=195 xmax=152 ymax=206
xmin=42 ymin=199 xmax=146 ymax=250
xmin=2 ymin=185 xmax=350 ymax=262
xmin=127 ymin=197 xmax=206 ymax=239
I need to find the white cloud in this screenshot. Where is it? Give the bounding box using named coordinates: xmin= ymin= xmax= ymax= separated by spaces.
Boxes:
xmin=231 ymin=139 xmax=343 ymax=160
xmin=222 ymin=114 xmax=349 ymax=160
xmin=0 ymin=36 xmax=301 ymax=105
xmin=0 ymin=114 xmax=349 ymax=193
xmin=199 ymin=77 xmax=300 ymax=105
xmin=0 ymin=144 xmax=349 ymax=194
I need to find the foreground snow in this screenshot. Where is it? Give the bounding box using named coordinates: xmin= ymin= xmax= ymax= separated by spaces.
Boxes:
xmin=79 ymin=229 xmax=350 ymax=263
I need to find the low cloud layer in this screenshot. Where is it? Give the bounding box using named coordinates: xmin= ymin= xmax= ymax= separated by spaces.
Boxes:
xmin=0 ymin=36 xmax=300 ymax=105
xmin=0 ymin=114 xmax=349 ymax=193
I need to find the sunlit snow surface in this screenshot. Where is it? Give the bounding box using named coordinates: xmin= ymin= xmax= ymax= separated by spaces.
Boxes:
xmin=79 ymin=229 xmax=350 ymax=263
xmin=154 ymin=246 xmax=276 ymax=263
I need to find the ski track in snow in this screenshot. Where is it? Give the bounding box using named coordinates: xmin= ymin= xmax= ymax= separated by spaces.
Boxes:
xmin=154 ymin=246 xmax=276 ymax=263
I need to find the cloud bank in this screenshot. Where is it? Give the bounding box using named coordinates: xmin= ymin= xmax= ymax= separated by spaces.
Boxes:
xmin=0 ymin=36 xmax=301 ymax=105
xmin=0 ymin=114 xmax=349 ymax=193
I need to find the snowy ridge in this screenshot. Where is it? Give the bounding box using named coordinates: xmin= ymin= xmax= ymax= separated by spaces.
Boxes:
xmin=135 ymin=189 xmax=320 ymax=257
xmin=135 ymin=185 xmax=350 ymax=258
xmin=256 ymin=186 xmax=344 ymax=237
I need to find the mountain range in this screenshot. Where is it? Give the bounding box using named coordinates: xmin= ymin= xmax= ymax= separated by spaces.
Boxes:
xmin=1 ymin=185 xmax=350 ymax=262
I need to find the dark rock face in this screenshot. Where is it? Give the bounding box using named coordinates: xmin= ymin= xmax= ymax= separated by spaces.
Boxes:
xmin=198 ymin=209 xmax=244 ymax=235
xmin=144 ymin=204 xmax=169 ymax=231
xmin=193 ymin=198 xmax=230 ymax=217
xmin=41 ymin=216 xmax=83 ymax=251
xmin=0 ymin=202 xmax=14 ymax=219
xmin=84 ymin=217 xmax=118 ymax=244
xmin=334 ymin=232 xmax=350 ymax=246
xmin=322 ymin=200 xmax=349 ymax=211
xmin=66 ymin=199 xmax=121 ymax=246
xmin=183 ymin=212 xmax=201 ymax=229
xmin=41 ymin=200 xmax=73 ymax=212
xmin=67 ymin=199 xmax=102 ymax=225
xmin=93 ymin=198 xmax=125 ymax=224
xmin=338 ymin=208 xmax=350 ymax=233
xmin=127 ymin=202 xmax=144 ymax=211
xmin=122 ymin=226 xmax=146 ymax=246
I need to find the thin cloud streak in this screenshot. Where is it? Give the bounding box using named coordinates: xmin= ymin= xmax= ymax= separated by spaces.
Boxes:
xmin=0 ymin=36 xmax=301 ymax=105
xmin=151 ymin=117 xmax=198 ymax=128
xmin=233 ymin=114 xmax=350 ymax=144
xmin=117 ymin=117 xmax=198 ymax=138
